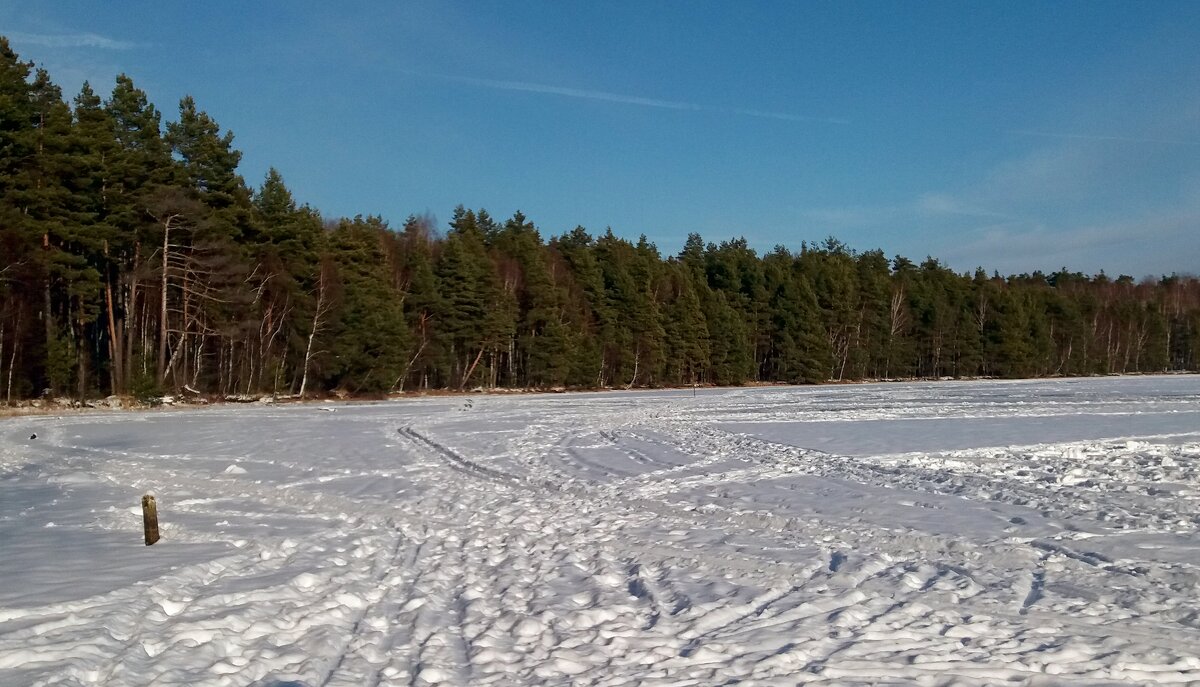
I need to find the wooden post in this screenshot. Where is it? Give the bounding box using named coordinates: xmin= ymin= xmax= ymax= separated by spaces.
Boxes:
xmin=142 ymin=494 xmax=160 ymax=546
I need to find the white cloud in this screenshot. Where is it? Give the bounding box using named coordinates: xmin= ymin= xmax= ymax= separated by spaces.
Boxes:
xmin=7 ymin=31 xmax=140 ymax=50
xmin=937 ymin=208 xmax=1200 ymax=277
xmin=916 ymin=193 xmax=1012 ymax=220
xmin=796 ymin=194 xmax=1011 ymax=232
xmin=1012 ymin=129 xmax=1200 ymax=147
xmin=796 ymin=205 xmax=904 ymax=227
xmin=401 ymin=69 xmax=848 ymax=125
xmin=794 ymin=146 xmax=1200 ymax=275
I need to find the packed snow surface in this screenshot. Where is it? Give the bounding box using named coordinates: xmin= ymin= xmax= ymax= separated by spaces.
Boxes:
xmin=3 ymin=376 xmax=1200 ymax=685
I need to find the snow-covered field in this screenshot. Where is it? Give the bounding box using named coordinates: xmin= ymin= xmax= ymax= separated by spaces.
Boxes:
xmin=3 ymin=376 xmax=1200 ymax=686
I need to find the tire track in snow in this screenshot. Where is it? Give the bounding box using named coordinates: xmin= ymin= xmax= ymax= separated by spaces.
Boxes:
xmin=396 ymin=426 xmax=526 ymax=488
xmin=392 ymin=417 xmax=994 ymax=682
xmin=10 ymin=382 xmax=1200 ymax=685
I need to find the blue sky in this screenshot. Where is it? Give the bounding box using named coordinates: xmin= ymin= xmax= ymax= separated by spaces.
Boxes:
xmin=6 ymin=1 xmax=1200 ymax=277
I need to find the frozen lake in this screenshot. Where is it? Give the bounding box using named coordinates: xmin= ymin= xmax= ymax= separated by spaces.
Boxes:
xmin=2 ymin=375 xmax=1200 ymax=685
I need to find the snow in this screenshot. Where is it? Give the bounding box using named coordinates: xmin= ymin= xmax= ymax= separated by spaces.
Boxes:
xmin=2 ymin=375 xmax=1200 ymax=685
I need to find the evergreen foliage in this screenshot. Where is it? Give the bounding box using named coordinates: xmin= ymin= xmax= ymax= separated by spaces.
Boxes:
xmin=1 ymin=40 xmax=1199 ymax=400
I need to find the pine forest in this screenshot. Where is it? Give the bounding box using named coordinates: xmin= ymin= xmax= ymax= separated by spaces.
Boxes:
xmin=2 ymin=37 xmax=1199 ymax=403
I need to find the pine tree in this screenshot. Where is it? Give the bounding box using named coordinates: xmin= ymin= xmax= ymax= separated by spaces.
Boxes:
xmin=325 ymin=216 xmax=409 ymax=392
xmin=97 ymin=74 xmax=180 ymax=393
xmin=705 ymin=291 xmax=753 ymax=385
xmin=0 ymin=38 xmax=40 ymax=399
xmin=435 ymin=207 xmax=514 ymax=389
xmin=250 ymin=169 xmax=326 ymax=394
xmin=854 ymin=249 xmax=892 ymax=378
xmin=802 ymin=238 xmax=860 ymax=380
xmin=393 ymin=215 xmax=443 ymax=390
xmin=592 ymin=231 xmax=665 ymax=387
xmin=661 ymin=262 xmax=710 ymax=384
xmin=5 ymin=68 xmax=105 ymax=395
xmin=551 ymin=226 xmax=612 ymax=387
xmin=166 ymin=95 xmax=245 ymax=211
xmin=2 ymin=37 xmax=1200 ymax=401
xmin=764 ymin=249 xmax=831 ymax=384
xmin=64 ymin=82 xmax=118 ymax=395
xmin=494 ymin=211 xmax=569 ymax=387
xmin=703 ymin=238 xmax=761 ymax=383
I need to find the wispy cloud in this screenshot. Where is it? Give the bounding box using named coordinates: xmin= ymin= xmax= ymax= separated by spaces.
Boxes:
xmin=916 ymin=193 xmax=1014 ymax=220
xmin=726 ymin=107 xmax=848 ymax=125
xmin=798 ymin=194 xmax=1010 ymax=230
xmin=1012 ymin=129 xmax=1200 ymax=147
xmin=797 ymin=205 xmax=903 ymax=227
xmin=937 ymin=206 xmax=1200 ymax=277
xmin=401 ymin=70 xmax=848 ymax=125
xmin=7 ymin=31 xmax=139 ymax=50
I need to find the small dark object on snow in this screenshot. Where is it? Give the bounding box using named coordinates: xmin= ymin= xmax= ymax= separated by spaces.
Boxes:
xmin=29 ymin=433 xmax=36 ymax=440
xmin=142 ymin=494 xmax=160 ymax=545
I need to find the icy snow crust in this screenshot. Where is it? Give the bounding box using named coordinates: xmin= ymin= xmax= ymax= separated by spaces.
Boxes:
xmin=2 ymin=376 xmax=1200 ymax=685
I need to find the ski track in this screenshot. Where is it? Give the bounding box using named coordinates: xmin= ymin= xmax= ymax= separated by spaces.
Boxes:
xmin=3 ymin=376 xmax=1200 ymax=684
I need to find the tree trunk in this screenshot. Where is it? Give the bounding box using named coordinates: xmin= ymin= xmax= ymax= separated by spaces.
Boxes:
xmin=76 ymin=306 xmax=88 ymax=399
xmin=6 ymin=310 xmax=20 ymax=404
xmin=392 ymin=315 xmax=428 ymax=392
xmin=461 ymin=347 xmax=486 ymax=391
xmin=105 ymin=273 xmax=122 ymax=393
xmin=103 ymin=240 xmax=123 ymax=394
xmin=627 ymin=344 xmax=641 ymax=389
xmin=299 ymin=272 xmax=329 ymax=399
xmin=43 ymin=233 xmax=54 ymax=354
xmin=125 ymin=241 xmax=140 ymax=388
xmin=157 ymin=217 xmax=172 ymax=385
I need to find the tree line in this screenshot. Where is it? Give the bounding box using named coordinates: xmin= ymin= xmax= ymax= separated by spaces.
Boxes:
xmin=2 ymin=38 xmax=1198 ymax=402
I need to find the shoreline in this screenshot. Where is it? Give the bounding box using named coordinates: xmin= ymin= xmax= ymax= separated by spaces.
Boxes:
xmin=1 ymin=370 xmax=1195 ymax=420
